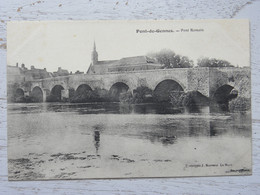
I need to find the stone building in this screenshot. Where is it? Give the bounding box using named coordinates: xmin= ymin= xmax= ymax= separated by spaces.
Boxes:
xmin=7 ymin=64 xmax=25 ymax=85
xmin=28 ymin=65 xmax=52 ymax=80
xmin=53 ymin=67 xmax=70 ymax=77
xmin=87 ymin=42 xmax=162 ymax=74
xmin=7 ymin=63 xmax=52 ymax=83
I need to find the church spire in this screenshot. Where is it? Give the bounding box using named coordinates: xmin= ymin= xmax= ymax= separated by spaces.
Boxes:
xmin=93 ymin=41 xmax=96 ymax=51
xmin=91 ymin=41 xmax=98 ymax=65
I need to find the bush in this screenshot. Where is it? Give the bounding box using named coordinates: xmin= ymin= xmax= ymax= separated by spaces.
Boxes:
xmin=46 ymin=94 xmax=60 ymax=102
xmin=70 ymin=88 xmax=110 ymax=103
xmin=169 ymin=91 xmax=185 ymax=107
xmin=94 ymin=88 xmax=110 ymax=102
xmin=229 ymin=97 xmax=251 ymax=112
xmin=119 ymin=91 xmax=133 ymax=103
xmin=14 ymin=96 xmax=26 ymax=103
xmin=133 ymin=86 xmax=153 ymax=103
xmin=70 ymin=90 xmax=97 ymax=103
xmin=118 ymin=86 xmax=154 ymax=104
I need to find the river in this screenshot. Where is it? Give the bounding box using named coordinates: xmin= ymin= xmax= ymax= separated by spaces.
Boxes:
xmin=7 ymin=102 xmax=251 ymax=180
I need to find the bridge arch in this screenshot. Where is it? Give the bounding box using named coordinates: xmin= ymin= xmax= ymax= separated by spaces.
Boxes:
xmin=48 ymin=81 xmax=69 ymax=93
xmin=213 ymin=84 xmax=237 ymax=104
xmin=76 ymin=84 xmax=92 ymax=93
xmin=153 ymin=79 xmax=184 ymax=102
xmin=14 ymin=88 xmax=25 ymax=102
xmin=109 ymin=82 xmax=130 ymax=102
xmin=106 ymin=76 xmax=136 ymax=92
xmin=48 ymin=85 xmax=65 ymax=102
xmin=150 ymin=74 xmax=187 ymax=91
xmin=70 ymin=84 xmax=93 ymax=102
xmin=31 ymin=86 xmax=43 ymax=102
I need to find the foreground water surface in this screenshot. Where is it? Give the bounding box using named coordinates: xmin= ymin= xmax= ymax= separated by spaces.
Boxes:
xmin=8 ymin=102 xmax=251 ymax=180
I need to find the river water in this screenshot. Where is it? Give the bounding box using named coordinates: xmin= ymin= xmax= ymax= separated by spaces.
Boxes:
xmin=8 ymin=102 xmax=251 ymax=180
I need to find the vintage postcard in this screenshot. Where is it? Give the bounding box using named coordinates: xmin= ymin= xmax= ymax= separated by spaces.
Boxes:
xmin=7 ymin=20 xmax=251 ymax=180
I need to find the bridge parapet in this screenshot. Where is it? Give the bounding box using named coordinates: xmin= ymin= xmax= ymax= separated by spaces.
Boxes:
xmin=10 ymin=67 xmax=250 ymax=102
xmin=25 ymin=68 xmax=208 ymax=99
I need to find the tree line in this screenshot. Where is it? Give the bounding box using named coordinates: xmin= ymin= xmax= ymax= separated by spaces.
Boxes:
xmin=148 ymin=49 xmax=234 ymax=68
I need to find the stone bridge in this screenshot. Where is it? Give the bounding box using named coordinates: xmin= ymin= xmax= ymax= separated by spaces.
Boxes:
xmin=9 ymin=67 xmax=250 ymax=103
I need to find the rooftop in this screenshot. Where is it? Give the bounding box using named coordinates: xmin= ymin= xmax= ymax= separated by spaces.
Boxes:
xmin=95 ymin=56 xmax=158 ymax=66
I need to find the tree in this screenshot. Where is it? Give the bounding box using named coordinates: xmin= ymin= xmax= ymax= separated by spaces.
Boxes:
xmin=133 ymin=86 xmax=153 ymax=103
xmin=197 ymin=57 xmax=234 ymax=68
xmin=148 ymin=49 xmax=193 ymax=68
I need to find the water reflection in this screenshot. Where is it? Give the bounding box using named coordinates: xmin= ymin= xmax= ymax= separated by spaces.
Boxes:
xmin=8 ymin=102 xmax=251 ymax=180
xmin=8 ymin=102 xmax=185 ymax=115
xmin=210 ymin=121 xmax=218 ymax=136
xmin=8 ymin=102 xmax=251 ymax=147
xmin=141 ymin=130 xmax=177 ymax=146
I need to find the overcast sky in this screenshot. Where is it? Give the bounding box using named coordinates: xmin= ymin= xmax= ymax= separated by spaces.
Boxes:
xmin=7 ymin=20 xmax=249 ymax=72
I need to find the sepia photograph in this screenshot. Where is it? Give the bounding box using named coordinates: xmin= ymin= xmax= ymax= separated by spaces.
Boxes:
xmin=7 ymin=19 xmax=251 ymax=180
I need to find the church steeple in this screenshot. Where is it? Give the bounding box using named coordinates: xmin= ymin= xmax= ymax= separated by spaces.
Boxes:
xmin=93 ymin=41 xmax=96 ymax=51
xmin=91 ymin=41 xmax=98 ymax=65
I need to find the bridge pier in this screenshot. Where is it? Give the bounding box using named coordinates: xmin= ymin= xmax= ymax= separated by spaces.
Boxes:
xmin=24 ymin=91 xmax=30 ymax=97
xmin=61 ymin=89 xmax=69 ymax=101
xmin=42 ymin=89 xmax=47 ymax=102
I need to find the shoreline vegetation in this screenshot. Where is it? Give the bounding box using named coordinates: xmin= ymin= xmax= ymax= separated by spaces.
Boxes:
xmin=11 ymin=85 xmax=251 ymax=113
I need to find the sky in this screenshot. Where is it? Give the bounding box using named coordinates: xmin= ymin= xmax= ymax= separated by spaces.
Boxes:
xmin=7 ymin=20 xmax=250 ymax=73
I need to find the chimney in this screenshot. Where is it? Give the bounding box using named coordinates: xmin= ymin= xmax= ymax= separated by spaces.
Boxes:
xmin=16 ymin=63 xmax=18 ymax=67
xmin=31 ymin=65 xmax=35 ymax=70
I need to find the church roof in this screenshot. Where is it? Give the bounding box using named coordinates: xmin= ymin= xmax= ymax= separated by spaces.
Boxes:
xmin=95 ymin=56 xmax=157 ymax=66
xmin=95 ymin=60 xmax=118 ymax=65
xmin=117 ymin=56 xmax=156 ymax=66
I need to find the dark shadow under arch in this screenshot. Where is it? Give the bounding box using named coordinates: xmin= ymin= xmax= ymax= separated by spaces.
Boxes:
xmin=14 ymin=88 xmax=24 ymax=102
xmin=48 ymin=85 xmax=65 ymax=102
xmin=212 ymin=84 xmax=237 ymax=112
xmin=213 ymin=84 xmax=236 ymax=104
xmin=31 ymin=86 xmax=43 ymax=102
xmin=76 ymin=84 xmax=92 ymax=94
xmin=154 ymin=79 xmax=184 ymax=102
xmin=70 ymin=84 xmax=94 ymax=103
xmin=109 ymin=82 xmax=130 ymax=102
